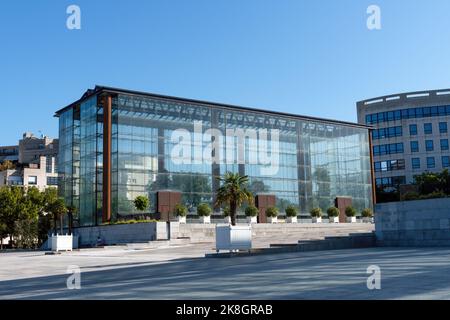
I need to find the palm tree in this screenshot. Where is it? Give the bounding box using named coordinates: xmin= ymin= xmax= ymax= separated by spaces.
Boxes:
xmin=49 ymin=198 xmax=68 ymax=235
xmin=215 ymin=172 xmax=254 ymax=226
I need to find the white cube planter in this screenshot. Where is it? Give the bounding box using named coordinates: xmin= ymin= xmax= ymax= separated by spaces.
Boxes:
xmin=312 ymin=217 xmax=322 ymax=223
xmin=223 ymin=216 xmax=231 ymax=224
xmin=177 ymin=216 xmax=187 ymax=224
xmin=329 ymin=216 xmax=339 ymax=223
xmin=346 ymin=216 xmax=357 ymax=223
xmin=216 ymin=225 xmax=252 ymax=252
xmin=50 ymin=234 xmax=73 ymax=252
xmin=362 ymin=217 xmax=373 ymax=223
xmin=246 ymin=216 xmax=257 ymax=224
xmin=286 ymin=216 xmax=297 ymax=224
xmin=199 ymin=216 xmax=211 ymax=224
xmin=267 ymin=217 xmax=278 ymax=224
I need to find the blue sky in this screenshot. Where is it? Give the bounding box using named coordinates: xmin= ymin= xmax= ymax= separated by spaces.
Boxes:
xmin=1 ymin=0 xmax=450 ymax=145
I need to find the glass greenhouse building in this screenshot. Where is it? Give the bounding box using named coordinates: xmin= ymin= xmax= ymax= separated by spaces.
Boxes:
xmin=56 ymin=86 xmax=374 ymax=227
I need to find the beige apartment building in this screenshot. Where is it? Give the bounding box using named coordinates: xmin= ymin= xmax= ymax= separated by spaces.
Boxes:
xmin=0 ymin=133 xmax=59 ymax=190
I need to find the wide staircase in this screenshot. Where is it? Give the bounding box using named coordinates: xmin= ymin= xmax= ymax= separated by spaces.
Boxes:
xmin=179 ymin=222 xmax=375 ymax=248
xmin=206 ymin=232 xmax=376 ymax=258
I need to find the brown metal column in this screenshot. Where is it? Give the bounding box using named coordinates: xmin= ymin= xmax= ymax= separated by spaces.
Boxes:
xmin=368 ymin=130 xmax=377 ymax=205
xmin=102 ymin=95 xmax=112 ymax=222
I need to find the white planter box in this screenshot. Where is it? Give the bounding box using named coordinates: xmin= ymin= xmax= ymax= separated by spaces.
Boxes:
xmin=177 ymin=216 xmax=187 ymax=224
xmin=312 ymin=217 xmax=322 ymax=223
xmin=223 ymin=216 xmax=231 ymax=224
xmin=346 ymin=216 xmax=357 ymax=223
xmin=199 ymin=216 xmax=211 ymax=224
xmin=286 ymin=216 xmax=297 ymax=223
xmin=267 ymin=217 xmax=278 ymax=224
xmin=50 ymin=234 xmax=73 ymax=252
xmin=246 ymin=216 xmax=257 ymax=224
xmin=362 ymin=217 xmax=373 ymax=223
xmin=329 ymin=216 xmax=339 ymax=223
xmin=216 ymin=225 xmax=252 ymax=252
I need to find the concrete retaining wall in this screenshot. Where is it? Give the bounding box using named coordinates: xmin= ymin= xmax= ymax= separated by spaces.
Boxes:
xmin=73 ymin=221 xmax=374 ymax=247
xmin=179 ymin=223 xmax=375 ymax=243
xmin=375 ymin=198 xmax=450 ymax=247
xmin=74 ymin=222 xmax=176 ymax=247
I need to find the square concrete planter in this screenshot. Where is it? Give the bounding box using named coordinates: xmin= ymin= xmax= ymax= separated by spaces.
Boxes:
xmin=223 ymin=216 xmax=231 ymax=224
xmin=312 ymin=217 xmax=322 ymax=223
xmin=246 ymin=216 xmax=257 ymax=224
xmin=346 ymin=216 xmax=357 ymax=223
xmin=177 ymin=216 xmax=187 ymax=224
xmin=50 ymin=234 xmax=73 ymax=252
xmin=329 ymin=216 xmax=339 ymax=223
xmin=267 ymin=217 xmax=278 ymax=224
xmin=286 ymin=216 xmax=297 ymax=223
xmin=216 ymin=225 xmax=252 ymax=252
xmin=199 ymin=216 xmax=211 ymax=224
xmin=363 ymin=217 xmax=373 ymax=223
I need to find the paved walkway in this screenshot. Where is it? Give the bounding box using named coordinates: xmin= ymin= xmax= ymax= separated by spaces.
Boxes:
xmin=1 ymin=246 xmax=450 ymax=300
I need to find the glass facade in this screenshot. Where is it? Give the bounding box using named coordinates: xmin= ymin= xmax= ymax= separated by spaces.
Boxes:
xmin=365 ymin=105 xmax=450 ymax=125
xmin=374 ymin=159 xmax=405 ymax=172
xmin=373 ymin=143 xmax=404 ymax=156
xmin=371 ymin=126 xmax=402 ymax=140
xmin=58 ymin=89 xmax=373 ymax=226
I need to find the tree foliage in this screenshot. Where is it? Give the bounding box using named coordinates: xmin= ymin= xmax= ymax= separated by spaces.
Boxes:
xmin=134 ymin=196 xmax=150 ymax=212
xmin=0 ymin=160 xmax=16 ymax=171
xmin=215 ymin=172 xmax=254 ymax=226
xmin=0 ymin=186 xmax=70 ymax=249
xmin=197 ymin=203 xmax=212 ymax=217
xmin=414 ymin=169 xmax=450 ymax=195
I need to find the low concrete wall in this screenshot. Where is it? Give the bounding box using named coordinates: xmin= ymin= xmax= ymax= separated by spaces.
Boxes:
xmin=179 ymin=222 xmax=374 ymax=243
xmin=73 ymin=221 xmax=374 ymax=247
xmin=74 ymin=222 xmax=176 ymax=247
xmin=375 ymin=198 xmax=450 ymax=247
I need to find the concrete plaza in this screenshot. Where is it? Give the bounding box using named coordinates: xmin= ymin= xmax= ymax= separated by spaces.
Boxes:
xmin=1 ymin=245 xmax=450 ymax=300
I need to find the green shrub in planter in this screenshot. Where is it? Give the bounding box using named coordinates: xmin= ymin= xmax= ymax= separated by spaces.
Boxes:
xmin=134 ymin=195 xmax=150 ymax=212
xmin=361 ymin=208 xmax=373 ymax=218
xmin=327 ymin=207 xmax=340 ymax=217
xmin=285 ymin=205 xmax=298 ymax=217
xmin=265 ymin=207 xmax=279 ymax=218
xmin=223 ymin=206 xmax=230 ymax=217
xmin=345 ymin=206 xmax=357 ymax=217
xmin=401 ymin=192 xmax=420 ymax=201
xmin=174 ymin=204 xmax=188 ymax=217
xmin=310 ymin=207 xmax=322 ymax=218
xmin=245 ymin=206 xmax=259 ymax=217
xmin=197 ymin=203 xmax=212 ymax=217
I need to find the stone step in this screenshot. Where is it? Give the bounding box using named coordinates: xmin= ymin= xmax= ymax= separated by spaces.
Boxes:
xmin=206 ymin=234 xmax=376 ymax=258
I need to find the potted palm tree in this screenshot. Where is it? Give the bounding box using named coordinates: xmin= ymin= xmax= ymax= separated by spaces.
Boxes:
xmin=310 ymin=207 xmax=322 ymax=223
xmin=215 ymin=172 xmax=254 ymax=252
xmin=197 ymin=203 xmax=212 ymax=224
xmin=48 ymin=198 xmax=72 ymax=252
xmin=327 ymin=207 xmax=340 ymax=223
xmin=285 ymin=205 xmax=298 ymax=223
xmin=174 ymin=204 xmax=188 ymax=224
xmin=245 ymin=206 xmax=258 ymax=224
xmin=361 ymin=208 xmax=373 ymax=223
xmin=215 ymin=172 xmax=254 ymax=226
xmin=266 ymin=207 xmax=279 ymax=224
xmin=345 ymin=206 xmax=357 ymax=223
